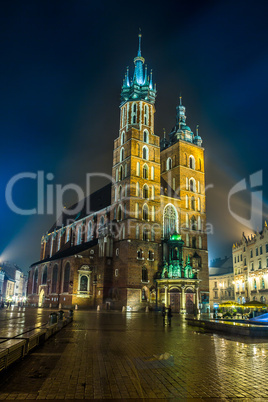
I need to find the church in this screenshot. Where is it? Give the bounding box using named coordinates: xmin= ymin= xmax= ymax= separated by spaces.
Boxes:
xmin=27 ymin=35 xmax=209 ymax=313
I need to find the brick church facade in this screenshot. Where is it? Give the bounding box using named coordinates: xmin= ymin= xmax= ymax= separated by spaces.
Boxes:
xmin=27 ymin=35 xmax=209 ymax=313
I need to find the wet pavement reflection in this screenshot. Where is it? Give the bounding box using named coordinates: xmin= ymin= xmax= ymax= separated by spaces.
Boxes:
xmin=1 ymin=309 xmax=268 ymax=399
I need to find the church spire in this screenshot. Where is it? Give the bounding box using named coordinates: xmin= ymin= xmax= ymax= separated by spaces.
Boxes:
xmin=133 ymin=31 xmax=145 ymax=85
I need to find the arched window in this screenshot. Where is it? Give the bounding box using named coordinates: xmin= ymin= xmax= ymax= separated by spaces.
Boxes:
xmin=142 ymin=267 xmax=148 ymax=282
xmin=42 ymin=265 xmax=47 ymax=285
xmin=121 ymin=131 xmax=125 ymax=145
xmin=77 ymin=226 xmax=82 ymax=245
xmin=143 ymin=130 xmax=149 ymax=143
xmin=52 ymin=264 xmax=58 ymax=293
xmin=143 ymin=226 xmax=149 ymax=241
xmin=189 ymin=156 xmax=195 ymax=169
xmin=151 ymin=185 xmax=155 ymax=200
xmin=100 ymin=216 xmax=105 ymax=226
xmin=151 ymin=206 xmax=155 ymax=221
xmin=143 ymin=204 xmax=149 ymax=220
xmin=119 ymin=165 xmax=123 ymax=181
xmin=136 ymin=182 xmax=139 ymax=197
xmin=80 ymin=275 xmax=88 ymax=292
xmin=151 ymin=166 xmax=154 ymax=180
xmin=199 ymin=236 xmax=202 ymax=249
xmin=144 ymin=106 xmax=149 ymax=126
xmin=120 ymin=148 xmax=125 ymax=162
xmin=132 ymin=103 xmax=137 ymax=124
xmin=142 ymin=146 xmax=149 ymax=160
xmin=114 ymin=186 xmax=117 ymax=202
xmin=197 ymin=216 xmax=201 ymax=231
xmin=143 ymin=164 xmax=148 ymax=179
xmin=163 ymin=204 xmax=178 ymax=238
xmin=189 ymin=178 xmax=196 ymax=192
xmin=33 ymin=268 xmax=38 ymax=294
xmin=118 ymin=186 xmax=122 ymax=200
xmin=186 ymin=213 xmax=189 ymax=228
xmin=63 ymin=263 xmax=70 ymax=293
xmin=191 ymin=197 xmax=195 ymax=210
xmin=87 ymin=221 xmax=92 ymax=241
xmin=166 ymin=157 xmax=172 ymax=171
xmin=185 ymin=195 xmax=188 ymax=208
xmin=115 ymin=168 xmax=118 ymax=182
xmin=197 ymin=198 xmax=201 ymax=211
xmin=191 ymin=216 xmax=197 ymax=231
xmin=151 ymin=227 xmax=155 ymax=241
xmin=136 ymin=162 xmax=140 ymax=176
xmin=143 ymin=184 xmax=149 ymax=199
xmin=137 ymin=248 xmax=143 ymax=259
xmin=117 ymin=205 xmax=122 ymax=221
xmin=135 ymin=203 xmax=139 ymax=219
xmin=136 ymin=224 xmax=140 ymax=239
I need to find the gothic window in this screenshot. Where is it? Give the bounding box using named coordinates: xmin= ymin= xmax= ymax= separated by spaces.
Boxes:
xmin=121 ymin=131 xmax=125 ymax=145
xmin=186 ymin=213 xmax=189 ymax=228
xmin=117 ymin=205 xmax=122 ymax=221
xmin=118 ymin=186 xmax=122 ymax=200
xmin=189 ymin=178 xmax=196 ymax=192
xmin=87 ymin=222 xmax=92 ymax=241
xmin=191 ymin=197 xmax=195 ymax=210
xmin=192 ymin=237 xmax=196 ymax=248
xmin=119 ymin=165 xmax=123 ymax=181
xmin=191 ymin=216 xmax=197 ymax=231
xmin=80 ymin=275 xmax=88 ymax=292
xmin=77 ymin=226 xmax=82 ymax=245
xmin=163 ymin=204 xmax=177 ymax=238
xmin=132 ymin=103 xmax=137 ymax=124
xmin=100 ymin=216 xmax=105 ymax=226
xmin=142 ymin=267 xmax=148 ymax=282
xmin=151 ymin=206 xmax=155 ymax=221
xmin=144 ymin=106 xmax=149 ymax=126
xmin=142 ymin=146 xmax=149 ymax=160
xmin=135 ymin=203 xmax=139 ymax=219
xmin=197 ymin=216 xmax=201 ymax=230
xmin=151 ymin=166 xmax=154 ymax=180
xmin=33 ymin=268 xmax=38 ymax=294
xmin=143 ymin=130 xmax=149 ymax=143
xmin=52 ymin=264 xmax=58 ymax=293
xmin=63 ymin=263 xmax=70 ymax=293
xmin=143 ymin=184 xmax=149 ymax=199
xmin=151 ymin=185 xmax=155 ymax=200
xmin=136 ymin=162 xmax=140 ymax=176
xmin=143 ymin=204 xmax=149 ymax=220
xmin=114 ymin=186 xmax=117 ymax=202
xmin=143 ymin=226 xmax=149 ymax=241
xmin=151 ymin=227 xmax=155 ymax=241
xmin=189 ymin=155 xmax=195 ymax=169
xmin=185 ymin=195 xmax=188 ymax=208
xmin=166 ymin=157 xmax=172 ymax=171
xmin=120 ymin=148 xmax=125 ymax=162
xmin=42 ymin=265 xmax=47 ymax=285
xmin=136 ymin=225 xmax=140 ymax=239
xmin=57 ymin=233 xmax=61 ymax=251
xmin=143 ymin=164 xmax=148 ymax=179
xmin=136 ymin=182 xmax=139 ymax=197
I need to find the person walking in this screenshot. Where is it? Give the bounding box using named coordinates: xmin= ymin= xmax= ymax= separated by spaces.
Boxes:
xmin=167 ymin=305 xmax=172 ymax=326
xmin=162 ymin=304 xmax=166 ymax=326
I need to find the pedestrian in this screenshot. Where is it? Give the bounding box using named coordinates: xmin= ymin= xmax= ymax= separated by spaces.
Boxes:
xmin=162 ymin=304 xmax=166 ymax=325
xmin=167 ymin=305 xmax=172 ymax=326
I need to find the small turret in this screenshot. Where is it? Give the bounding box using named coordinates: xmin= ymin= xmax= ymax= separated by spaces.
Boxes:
xmin=193 ymin=125 xmax=203 ymax=146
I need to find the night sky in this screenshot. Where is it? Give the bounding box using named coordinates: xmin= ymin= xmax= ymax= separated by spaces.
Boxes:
xmin=1 ymin=0 xmax=268 ymax=272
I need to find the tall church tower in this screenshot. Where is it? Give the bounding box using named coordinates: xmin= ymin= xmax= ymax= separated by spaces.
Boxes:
xmin=110 ymin=34 xmax=161 ymax=308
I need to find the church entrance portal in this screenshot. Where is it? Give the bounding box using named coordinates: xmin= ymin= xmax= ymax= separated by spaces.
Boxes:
xmin=170 ymin=288 xmax=180 ymax=312
xmin=38 ymin=289 xmax=45 ymax=307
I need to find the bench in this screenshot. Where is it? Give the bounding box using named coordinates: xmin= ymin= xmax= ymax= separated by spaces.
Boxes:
xmin=16 ymin=328 xmax=46 ymax=353
xmin=0 ymin=339 xmax=26 ymax=368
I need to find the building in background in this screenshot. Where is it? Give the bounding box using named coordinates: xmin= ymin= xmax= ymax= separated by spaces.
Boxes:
xmin=0 ymin=262 xmax=27 ymax=304
xmin=27 ymin=35 xmax=209 ymax=312
xmin=233 ymin=223 xmax=268 ymax=304
xmin=209 ymin=256 xmax=234 ymax=310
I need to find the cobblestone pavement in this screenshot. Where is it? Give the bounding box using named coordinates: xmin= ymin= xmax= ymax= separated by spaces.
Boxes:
xmin=1 ymin=310 xmax=268 ymax=400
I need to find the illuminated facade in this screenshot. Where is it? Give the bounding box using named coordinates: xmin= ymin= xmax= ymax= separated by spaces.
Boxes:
xmin=233 ymin=223 xmax=268 ymax=304
xmin=27 ymin=35 xmax=209 ymax=312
